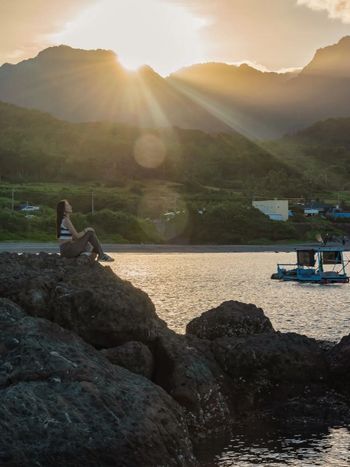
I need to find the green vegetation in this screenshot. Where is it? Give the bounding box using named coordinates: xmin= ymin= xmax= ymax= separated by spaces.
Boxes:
xmin=1 ymin=181 xmax=349 ymax=244
xmin=2 ymin=104 xmax=350 ymax=244
xmin=0 ymin=101 xmax=315 ymax=198
xmin=264 ymin=118 xmax=350 ymax=191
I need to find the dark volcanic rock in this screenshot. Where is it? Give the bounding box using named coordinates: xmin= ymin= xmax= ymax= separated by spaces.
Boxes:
xmin=186 ymin=300 xmax=274 ymax=340
xmin=3 ymin=252 xmax=350 ymax=460
xmin=210 ymin=332 xmax=330 ymax=413
xmin=154 ymin=330 xmax=234 ymax=442
xmin=0 ymin=298 xmax=196 ymax=467
xmin=101 ymin=341 xmax=154 ymax=379
xmin=0 ymin=252 xmax=166 ymax=348
xmin=213 ymin=332 xmax=327 ymax=389
xmin=328 ymin=334 xmax=350 ymax=388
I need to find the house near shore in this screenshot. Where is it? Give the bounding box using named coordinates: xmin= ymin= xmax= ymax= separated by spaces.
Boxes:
xmin=328 ymin=207 xmax=350 ymax=220
xmin=303 ymin=202 xmax=331 ymax=217
xmin=252 ymin=199 xmax=289 ymax=221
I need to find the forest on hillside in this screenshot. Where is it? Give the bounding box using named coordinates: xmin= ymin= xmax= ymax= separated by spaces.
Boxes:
xmin=0 ymin=101 xmax=314 ymax=198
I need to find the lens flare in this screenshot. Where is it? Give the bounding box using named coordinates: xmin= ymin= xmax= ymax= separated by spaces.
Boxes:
xmin=134 ymin=134 xmax=166 ymax=169
xmin=137 ymin=187 xmax=189 ymax=241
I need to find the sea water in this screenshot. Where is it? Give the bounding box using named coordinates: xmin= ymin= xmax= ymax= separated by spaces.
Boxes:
xmin=113 ymin=252 xmax=350 ymax=341
xmin=112 ymin=252 xmax=350 ymax=466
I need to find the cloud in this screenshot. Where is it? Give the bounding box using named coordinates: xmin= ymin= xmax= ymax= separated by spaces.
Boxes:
xmin=0 ymin=0 xmax=95 ymax=64
xmin=167 ymin=0 xmax=350 ymax=70
xmin=297 ymin=0 xmax=350 ymax=23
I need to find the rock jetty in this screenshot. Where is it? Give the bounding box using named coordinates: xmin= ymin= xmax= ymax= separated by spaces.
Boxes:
xmin=1 ymin=252 xmax=350 ymax=466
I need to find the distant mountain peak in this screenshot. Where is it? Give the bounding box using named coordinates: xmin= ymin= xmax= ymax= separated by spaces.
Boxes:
xmin=36 ymin=45 xmax=118 ymax=63
xmin=138 ymin=64 xmax=158 ymax=75
xmin=336 ymin=35 xmax=350 ymax=46
xmin=301 ymin=35 xmax=350 ymax=77
xmin=238 ymin=63 xmax=257 ymax=71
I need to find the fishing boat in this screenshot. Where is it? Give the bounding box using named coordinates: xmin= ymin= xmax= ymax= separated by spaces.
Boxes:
xmin=271 ymin=246 xmax=349 ymax=284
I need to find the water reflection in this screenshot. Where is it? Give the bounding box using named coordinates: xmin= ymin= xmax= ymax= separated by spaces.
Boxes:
xmin=113 ymin=252 xmax=350 ymax=341
xmin=200 ymin=427 xmax=350 ymax=466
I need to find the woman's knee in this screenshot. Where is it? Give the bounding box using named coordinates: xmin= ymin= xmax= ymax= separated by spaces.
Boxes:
xmin=85 ymin=230 xmax=96 ymax=239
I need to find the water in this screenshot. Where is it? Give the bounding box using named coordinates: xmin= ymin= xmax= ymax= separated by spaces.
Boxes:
xmin=203 ymin=427 xmax=350 ymax=466
xmin=111 ymin=251 xmax=350 ymax=466
xmin=113 ymin=251 xmax=350 ymax=341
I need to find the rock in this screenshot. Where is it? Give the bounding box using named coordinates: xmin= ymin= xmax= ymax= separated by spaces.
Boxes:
xmin=327 ymin=334 xmax=350 ymax=389
xmin=186 ymin=300 xmax=274 ymax=340
xmin=3 ymin=252 xmax=349 ymax=457
xmin=213 ymin=332 xmax=328 ymax=402
xmin=0 ymin=252 xmax=166 ymax=348
xmin=0 ymin=299 xmax=196 ymax=467
xmin=153 ymin=330 xmax=234 ymax=443
xmin=270 ymin=390 xmax=350 ymax=428
xmin=101 ymin=341 xmax=154 ymax=379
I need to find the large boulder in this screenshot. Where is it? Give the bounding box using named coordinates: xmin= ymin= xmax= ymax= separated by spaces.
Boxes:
xmin=0 ymin=298 xmax=196 ymax=467
xmin=101 ymin=341 xmax=154 ymax=379
xmin=153 ymin=329 xmax=234 ymax=443
xmin=327 ymin=335 xmax=350 ymax=390
xmin=186 ymin=301 xmax=274 ymax=340
xmin=0 ymin=252 xmax=166 ymax=348
xmin=213 ymin=332 xmax=327 ymax=392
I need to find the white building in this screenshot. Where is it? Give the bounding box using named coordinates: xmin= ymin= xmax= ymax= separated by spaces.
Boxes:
xmin=252 ymin=199 xmax=289 ymax=222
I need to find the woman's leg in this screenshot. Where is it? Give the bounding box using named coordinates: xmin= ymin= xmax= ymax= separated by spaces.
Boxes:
xmin=60 ymin=232 xmax=103 ymax=258
xmin=84 ymin=231 xmax=104 ymax=257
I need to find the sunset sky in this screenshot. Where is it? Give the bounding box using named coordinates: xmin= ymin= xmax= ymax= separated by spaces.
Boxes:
xmin=1 ymin=0 xmax=350 ymax=75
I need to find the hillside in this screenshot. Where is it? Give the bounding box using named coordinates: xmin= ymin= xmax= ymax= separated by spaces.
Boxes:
xmin=265 ymin=117 xmax=350 ymax=190
xmin=1 ymin=38 xmax=350 ymax=138
xmin=0 ymin=100 xmax=305 ymax=195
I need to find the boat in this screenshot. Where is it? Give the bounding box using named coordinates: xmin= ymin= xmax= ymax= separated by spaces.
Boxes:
xmin=271 ymin=246 xmax=349 ymax=284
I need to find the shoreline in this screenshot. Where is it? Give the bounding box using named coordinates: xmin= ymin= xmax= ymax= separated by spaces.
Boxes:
xmin=0 ymin=242 xmax=337 ymax=254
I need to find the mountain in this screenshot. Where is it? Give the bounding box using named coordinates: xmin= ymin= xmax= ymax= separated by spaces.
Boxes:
xmin=264 ymin=117 xmax=350 ymax=190
xmin=0 ymin=100 xmax=300 ymax=195
xmin=169 ymin=36 xmax=350 ymax=138
xmin=300 ymin=36 xmax=350 ymax=78
xmin=2 ymin=38 xmax=350 ymax=138
xmin=168 ymin=62 xmax=294 ymax=138
xmin=0 ymin=45 xmax=230 ymax=134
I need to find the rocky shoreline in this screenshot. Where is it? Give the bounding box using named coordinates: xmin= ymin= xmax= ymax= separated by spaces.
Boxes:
xmin=1 ymin=252 xmax=350 ymax=466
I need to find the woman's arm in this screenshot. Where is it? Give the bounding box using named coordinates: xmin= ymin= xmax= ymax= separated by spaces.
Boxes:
xmin=63 ymin=217 xmax=90 ymax=240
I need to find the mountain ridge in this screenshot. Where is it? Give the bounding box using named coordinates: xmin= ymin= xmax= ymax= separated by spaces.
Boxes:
xmin=1 ymin=37 xmax=350 ymax=138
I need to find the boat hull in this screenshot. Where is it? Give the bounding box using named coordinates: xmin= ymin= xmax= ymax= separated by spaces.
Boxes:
xmin=271 ymin=269 xmax=349 ymax=284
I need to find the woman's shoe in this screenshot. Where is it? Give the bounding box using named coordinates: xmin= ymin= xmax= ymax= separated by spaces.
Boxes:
xmin=98 ymin=253 xmax=115 ymax=262
xmin=80 ymin=251 xmax=92 ymax=257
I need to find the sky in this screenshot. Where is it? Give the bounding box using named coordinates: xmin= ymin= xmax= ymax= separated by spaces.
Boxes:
xmin=1 ymin=0 xmax=350 ymax=75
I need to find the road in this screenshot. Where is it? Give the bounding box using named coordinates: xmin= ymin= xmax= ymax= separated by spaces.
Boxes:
xmin=0 ymin=242 xmax=326 ymax=254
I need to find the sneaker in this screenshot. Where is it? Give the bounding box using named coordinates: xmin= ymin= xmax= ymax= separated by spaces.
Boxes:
xmin=98 ymin=253 xmax=115 ymax=262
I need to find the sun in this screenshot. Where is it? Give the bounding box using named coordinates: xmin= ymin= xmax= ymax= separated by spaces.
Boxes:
xmin=52 ymin=0 xmax=208 ymax=76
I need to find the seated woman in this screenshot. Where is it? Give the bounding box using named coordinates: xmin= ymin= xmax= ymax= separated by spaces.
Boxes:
xmin=57 ymin=199 xmax=114 ymax=262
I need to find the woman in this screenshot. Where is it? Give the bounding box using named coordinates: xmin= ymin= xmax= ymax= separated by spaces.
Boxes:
xmin=57 ymin=199 xmax=114 ymax=262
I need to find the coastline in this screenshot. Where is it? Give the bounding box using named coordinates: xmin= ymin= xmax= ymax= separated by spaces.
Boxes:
xmin=0 ymin=242 xmax=331 ymax=254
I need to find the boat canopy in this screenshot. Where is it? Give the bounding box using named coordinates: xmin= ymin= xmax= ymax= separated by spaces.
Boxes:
xmin=322 ymin=251 xmax=342 ymax=264
xmin=296 ymin=247 xmax=344 ymax=266
xmin=297 ymin=250 xmax=315 ymax=267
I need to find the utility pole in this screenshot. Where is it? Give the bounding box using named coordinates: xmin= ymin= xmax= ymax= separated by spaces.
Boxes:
xmin=91 ymin=192 xmax=94 ymax=215
xmin=11 ymin=189 xmax=14 ymax=211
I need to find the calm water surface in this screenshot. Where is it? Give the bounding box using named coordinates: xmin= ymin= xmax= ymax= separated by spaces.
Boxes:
xmin=202 ymin=427 xmax=350 ymax=466
xmin=113 ymin=252 xmax=350 ymax=341
xmin=112 ymin=252 xmax=350 ymax=466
